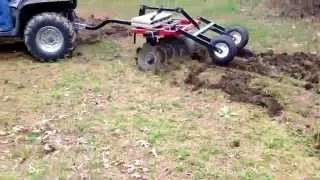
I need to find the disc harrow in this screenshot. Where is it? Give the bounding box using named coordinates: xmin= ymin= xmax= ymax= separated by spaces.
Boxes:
xmin=76 ymin=4 xmax=250 ymax=71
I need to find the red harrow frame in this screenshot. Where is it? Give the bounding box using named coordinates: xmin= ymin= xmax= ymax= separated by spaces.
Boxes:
xmin=78 ymin=5 xmax=249 ymax=71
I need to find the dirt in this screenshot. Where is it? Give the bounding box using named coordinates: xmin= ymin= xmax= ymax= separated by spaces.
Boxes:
xmin=178 ymin=49 xmax=320 ymax=116
xmin=232 ymin=50 xmax=320 ymax=90
xmin=0 ymin=42 xmax=28 ymax=60
xmin=184 ymin=49 xmax=320 ymax=116
xmin=77 ymin=15 xmax=130 ymax=45
xmin=185 ymin=67 xmax=283 ymax=117
xmin=266 ymin=0 xmax=320 ymax=21
xmin=280 ymin=5 xmax=320 ymax=20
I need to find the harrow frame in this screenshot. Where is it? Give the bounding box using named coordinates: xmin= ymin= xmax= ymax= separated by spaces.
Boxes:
xmin=76 ymin=4 xmax=249 ymax=69
xmin=81 ymin=5 xmax=230 ymax=52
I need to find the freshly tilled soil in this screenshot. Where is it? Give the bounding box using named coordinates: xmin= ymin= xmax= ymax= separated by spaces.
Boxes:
xmin=232 ymin=50 xmax=320 ymax=89
xmin=178 ymin=49 xmax=320 ymax=117
xmin=185 ymin=68 xmax=284 ymax=116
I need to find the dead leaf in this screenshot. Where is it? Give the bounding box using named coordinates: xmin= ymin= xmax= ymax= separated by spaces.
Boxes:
xmin=43 ymin=144 xmax=56 ymax=154
xmin=0 ymin=140 xmax=9 ymax=144
xmin=142 ymin=167 xmax=149 ymax=173
xmin=134 ymin=160 xmax=142 ymax=166
xmin=131 ymin=172 xmax=142 ymax=179
xmin=126 ymin=164 xmax=136 ymax=174
xmin=12 ymin=125 xmax=29 ymax=133
xmin=136 ymin=140 xmax=151 ymax=148
xmin=151 ymin=148 xmax=158 ymax=158
xmin=0 ymin=130 xmax=8 ymax=136
xmin=102 ymin=151 xmax=110 ymax=169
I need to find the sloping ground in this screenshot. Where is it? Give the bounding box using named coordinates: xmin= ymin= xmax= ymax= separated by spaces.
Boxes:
xmin=184 ymin=50 xmax=320 ymax=132
xmin=0 ymin=35 xmax=319 ymax=179
xmin=0 ymin=3 xmax=320 ymax=177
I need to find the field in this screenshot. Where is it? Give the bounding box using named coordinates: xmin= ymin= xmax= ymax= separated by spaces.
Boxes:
xmin=0 ymin=0 xmax=320 ymax=179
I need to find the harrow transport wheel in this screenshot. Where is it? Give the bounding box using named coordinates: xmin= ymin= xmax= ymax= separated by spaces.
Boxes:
xmin=137 ymin=43 xmax=164 ymax=72
xmin=24 ymin=13 xmax=76 ymax=61
xmin=225 ymin=26 xmax=249 ymax=50
xmin=210 ymin=35 xmax=237 ymax=65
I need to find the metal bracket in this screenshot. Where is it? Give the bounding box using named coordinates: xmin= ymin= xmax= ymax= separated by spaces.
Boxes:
xmin=193 ymin=22 xmax=214 ymax=36
xmin=139 ymin=5 xmax=200 ymax=29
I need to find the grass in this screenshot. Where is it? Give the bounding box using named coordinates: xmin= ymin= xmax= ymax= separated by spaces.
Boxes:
xmin=0 ymin=0 xmax=320 ymax=179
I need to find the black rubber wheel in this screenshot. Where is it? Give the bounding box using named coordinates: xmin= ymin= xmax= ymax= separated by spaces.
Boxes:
xmin=172 ymin=38 xmax=188 ymax=57
xmin=137 ymin=43 xmax=164 ymax=72
xmin=159 ymin=38 xmax=175 ymax=59
xmin=209 ymin=35 xmax=237 ymax=65
xmin=24 ymin=13 xmax=76 ymax=61
xmin=225 ymin=26 xmax=249 ymax=50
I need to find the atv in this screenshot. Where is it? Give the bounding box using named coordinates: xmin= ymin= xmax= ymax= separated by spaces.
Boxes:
xmin=1 ymin=0 xmax=77 ymax=61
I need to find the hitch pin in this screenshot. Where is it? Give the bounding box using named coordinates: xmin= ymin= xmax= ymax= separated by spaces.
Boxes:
xmin=74 ymin=22 xmax=88 ymax=30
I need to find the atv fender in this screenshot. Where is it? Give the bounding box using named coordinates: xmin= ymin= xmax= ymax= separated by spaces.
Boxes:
xmin=20 ymin=0 xmax=76 ymax=9
xmin=10 ymin=0 xmax=76 ymax=8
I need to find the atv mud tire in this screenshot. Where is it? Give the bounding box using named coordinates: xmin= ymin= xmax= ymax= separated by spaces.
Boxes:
xmin=24 ymin=13 xmax=76 ymax=61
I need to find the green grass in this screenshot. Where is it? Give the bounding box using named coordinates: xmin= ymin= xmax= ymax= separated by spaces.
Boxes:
xmin=79 ymin=0 xmax=320 ymax=52
xmin=0 ymin=0 xmax=320 ymax=179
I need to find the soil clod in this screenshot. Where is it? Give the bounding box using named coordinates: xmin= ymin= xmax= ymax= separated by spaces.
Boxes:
xmin=230 ymin=139 xmax=241 ymax=148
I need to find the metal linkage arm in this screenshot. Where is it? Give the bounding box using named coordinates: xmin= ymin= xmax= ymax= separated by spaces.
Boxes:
xmin=198 ymin=16 xmax=226 ymax=34
xmin=139 ymin=5 xmax=180 ymax=15
xmin=83 ymin=19 xmax=131 ymax=30
xmin=139 ymin=5 xmax=200 ymax=29
xmin=178 ymin=8 xmax=200 ymax=29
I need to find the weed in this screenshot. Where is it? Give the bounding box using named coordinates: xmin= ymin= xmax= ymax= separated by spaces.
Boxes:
xmin=199 ymin=144 xmax=222 ymax=161
xmin=192 ymin=164 xmax=222 ymax=180
xmin=12 ymin=145 xmax=33 ymax=161
xmin=175 ymin=162 xmax=185 ymax=172
xmin=25 ymin=131 xmax=41 ymax=142
xmin=0 ymin=173 xmax=19 ymax=180
xmin=265 ymin=137 xmax=286 ymax=149
xmin=27 ymin=163 xmax=48 ymax=180
xmin=219 ymin=106 xmax=237 ymax=120
xmin=175 ymin=146 xmax=191 ymax=160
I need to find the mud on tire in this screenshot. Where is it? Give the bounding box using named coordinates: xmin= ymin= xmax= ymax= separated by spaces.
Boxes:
xmin=24 ymin=13 xmax=76 ymax=61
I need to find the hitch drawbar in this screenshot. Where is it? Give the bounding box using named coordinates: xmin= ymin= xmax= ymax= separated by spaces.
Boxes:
xmin=75 ymin=5 xmax=249 ymax=69
xmin=75 ymin=19 xmax=131 ymax=30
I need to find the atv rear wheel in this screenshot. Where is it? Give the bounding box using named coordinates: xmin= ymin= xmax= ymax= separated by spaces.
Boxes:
xmin=209 ymin=35 xmax=237 ymax=65
xmin=24 ymin=13 xmax=76 ymax=61
xmin=225 ymin=26 xmax=249 ymax=50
